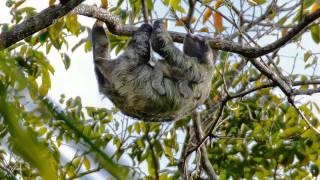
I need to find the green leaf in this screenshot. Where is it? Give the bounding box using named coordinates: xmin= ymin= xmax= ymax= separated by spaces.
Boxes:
xmin=164 ymin=145 xmax=173 ymax=161
xmin=310 ymin=25 xmax=320 ymax=43
xmin=304 ymin=0 xmax=316 ymax=8
xmin=39 ymin=68 xmax=51 ymax=96
xmin=280 ymin=127 xmax=300 ymax=138
xmin=73 ymin=157 xmax=81 ymax=168
xmin=39 ymin=30 xmax=49 ymax=44
xmin=67 ymin=164 xmax=76 ymax=177
xmin=170 ymin=0 xmax=186 ymax=13
xmin=66 ymin=14 xmax=80 ymax=36
xmin=162 ymin=0 xmax=185 ymax=13
xmin=134 ymin=123 xmax=140 ymax=133
xmin=48 ymin=18 xmax=64 ymax=41
xmin=159 ymin=173 xmax=169 ymax=180
xmin=83 ymin=156 xmax=91 ymax=170
xmin=38 ymin=127 xmax=47 ymax=136
xmin=129 ymin=0 xmax=141 ymax=21
xmin=310 ymin=164 xmax=319 ymax=177
xmin=137 ymin=138 xmax=145 ymax=148
xmin=6 ymin=0 xmax=15 ymax=7
xmin=304 ymin=51 xmax=312 ymax=62
xmin=0 ymin=83 xmax=58 ymax=179
xmin=147 ymin=0 xmax=153 ymax=10
xmin=147 ymin=150 xmax=159 ymax=178
xmin=248 ymin=0 xmax=266 ymax=6
xmin=62 ymin=53 xmax=71 ymax=70
xmin=202 ymin=0 xmax=212 ymax=4
xmin=154 ymin=139 xmax=163 ymax=156
xmin=84 ymin=40 xmax=92 ymax=52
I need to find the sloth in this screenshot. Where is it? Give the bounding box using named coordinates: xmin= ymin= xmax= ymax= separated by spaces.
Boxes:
xmin=151 ymin=21 xmax=214 ymax=98
xmin=91 ymin=20 xmax=216 ymax=122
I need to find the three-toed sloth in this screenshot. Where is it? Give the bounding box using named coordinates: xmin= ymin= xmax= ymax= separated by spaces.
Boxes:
xmin=92 ymin=20 xmax=217 ymax=122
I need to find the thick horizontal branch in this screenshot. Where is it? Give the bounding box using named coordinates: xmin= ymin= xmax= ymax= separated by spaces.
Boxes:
xmin=1 ymin=3 xmax=319 ymax=58
xmin=73 ymin=4 xmax=134 ymax=36
xmin=0 ymin=0 xmax=85 ymax=50
xmin=74 ymin=4 xmax=320 ymax=59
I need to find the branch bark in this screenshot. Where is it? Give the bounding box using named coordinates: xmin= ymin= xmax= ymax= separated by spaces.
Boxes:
xmin=230 ymin=79 xmax=320 ymax=99
xmin=141 ymin=0 xmax=149 ymax=24
xmin=0 ymin=0 xmax=85 ymax=50
xmin=192 ymin=112 xmax=218 ymax=180
xmin=2 ymin=3 xmax=320 ymax=60
xmin=185 ymin=0 xmax=196 ymax=30
xmin=73 ymin=4 xmax=320 ymax=58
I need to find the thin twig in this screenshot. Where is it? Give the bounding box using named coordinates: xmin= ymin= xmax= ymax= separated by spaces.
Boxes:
xmin=192 ymin=112 xmax=218 ymax=179
xmin=141 ymin=0 xmax=149 ymax=24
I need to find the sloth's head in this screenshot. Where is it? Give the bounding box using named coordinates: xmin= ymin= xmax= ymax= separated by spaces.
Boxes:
xmin=183 ymin=33 xmax=212 ymax=62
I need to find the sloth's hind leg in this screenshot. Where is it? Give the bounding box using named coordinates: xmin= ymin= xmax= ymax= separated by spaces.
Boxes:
xmin=151 ymin=67 xmax=166 ymax=95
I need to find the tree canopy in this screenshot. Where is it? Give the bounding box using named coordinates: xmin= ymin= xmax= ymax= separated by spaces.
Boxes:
xmin=0 ymin=0 xmax=320 ymax=179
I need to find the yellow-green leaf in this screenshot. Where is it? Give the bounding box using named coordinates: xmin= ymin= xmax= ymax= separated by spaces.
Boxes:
xmin=39 ymin=69 xmax=51 ymax=96
xmin=200 ymin=27 xmax=209 ymax=32
xmin=280 ymin=127 xmax=300 ymax=138
xmin=48 ymin=18 xmax=64 ymax=40
xmin=175 ymin=16 xmax=196 ymax=26
xmin=38 ymin=127 xmax=47 ymax=136
xmin=49 ymin=0 xmax=56 ymax=6
xmin=66 ymin=14 xmax=80 ymax=36
xmin=101 ymin=0 xmax=108 ymax=9
xmin=310 ymin=25 xmax=320 ymax=43
xmin=83 ymin=156 xmax=91 ymax=170
xmin=13 ymin=0 xmax=26 ymax=9
xmin=247 ymin=0 xmax=266 ymax=6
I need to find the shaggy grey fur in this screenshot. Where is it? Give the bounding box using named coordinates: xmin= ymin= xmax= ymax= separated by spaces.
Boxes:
xmin=92 ymin=20 xmax=217 ymax=122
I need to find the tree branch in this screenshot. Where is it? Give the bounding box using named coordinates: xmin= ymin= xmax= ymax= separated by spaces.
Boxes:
xmin=178 ymin=126 xmax=191 ymax=179
xmin=1 ymin=3 xmax=320 ymax=60
xmin=68 ymin=167 xmax=102 ymax=180
xmin=197 ymin=78 xmax=320 ymax=150
xmin=141 ymin=0 xmax=149 ymax=24
xmin=293 ymin=87 xmax=320 ymax=95
xmin=230 ymin=79 xmax=320 ymax=99
xmin=0 ymin=0 xmax=85 ymax=50
xmin=145 ymin=127 xmax=160 ymax=180
xmin=192 ymin=112 xmax=218 ymax=180
xmin=73 ymin=4 xmax=320 ymax=59
xmin=185 ymin=0 xmax=196 ymax=30
xmin=185 ymin=101 xmax=226 ymax=165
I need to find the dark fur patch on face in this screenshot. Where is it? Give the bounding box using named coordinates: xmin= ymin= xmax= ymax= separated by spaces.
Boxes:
xmin=94 ymin=67 xmax=108 ymax=86
xmin=183 ymin=33 xmax=210 ymax=59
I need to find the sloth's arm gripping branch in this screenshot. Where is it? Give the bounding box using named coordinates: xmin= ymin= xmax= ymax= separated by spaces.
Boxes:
xmin=73 ymin=4 xmax=320 ymax=59
xmin=151 ymin=20 xmax=186 ymax=67
xmin=1 ymin=4 xmax=320 ymax=59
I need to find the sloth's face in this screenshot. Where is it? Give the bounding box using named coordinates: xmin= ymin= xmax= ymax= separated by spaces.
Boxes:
xmin=183 ymin=33 xmax=211 ymax=60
